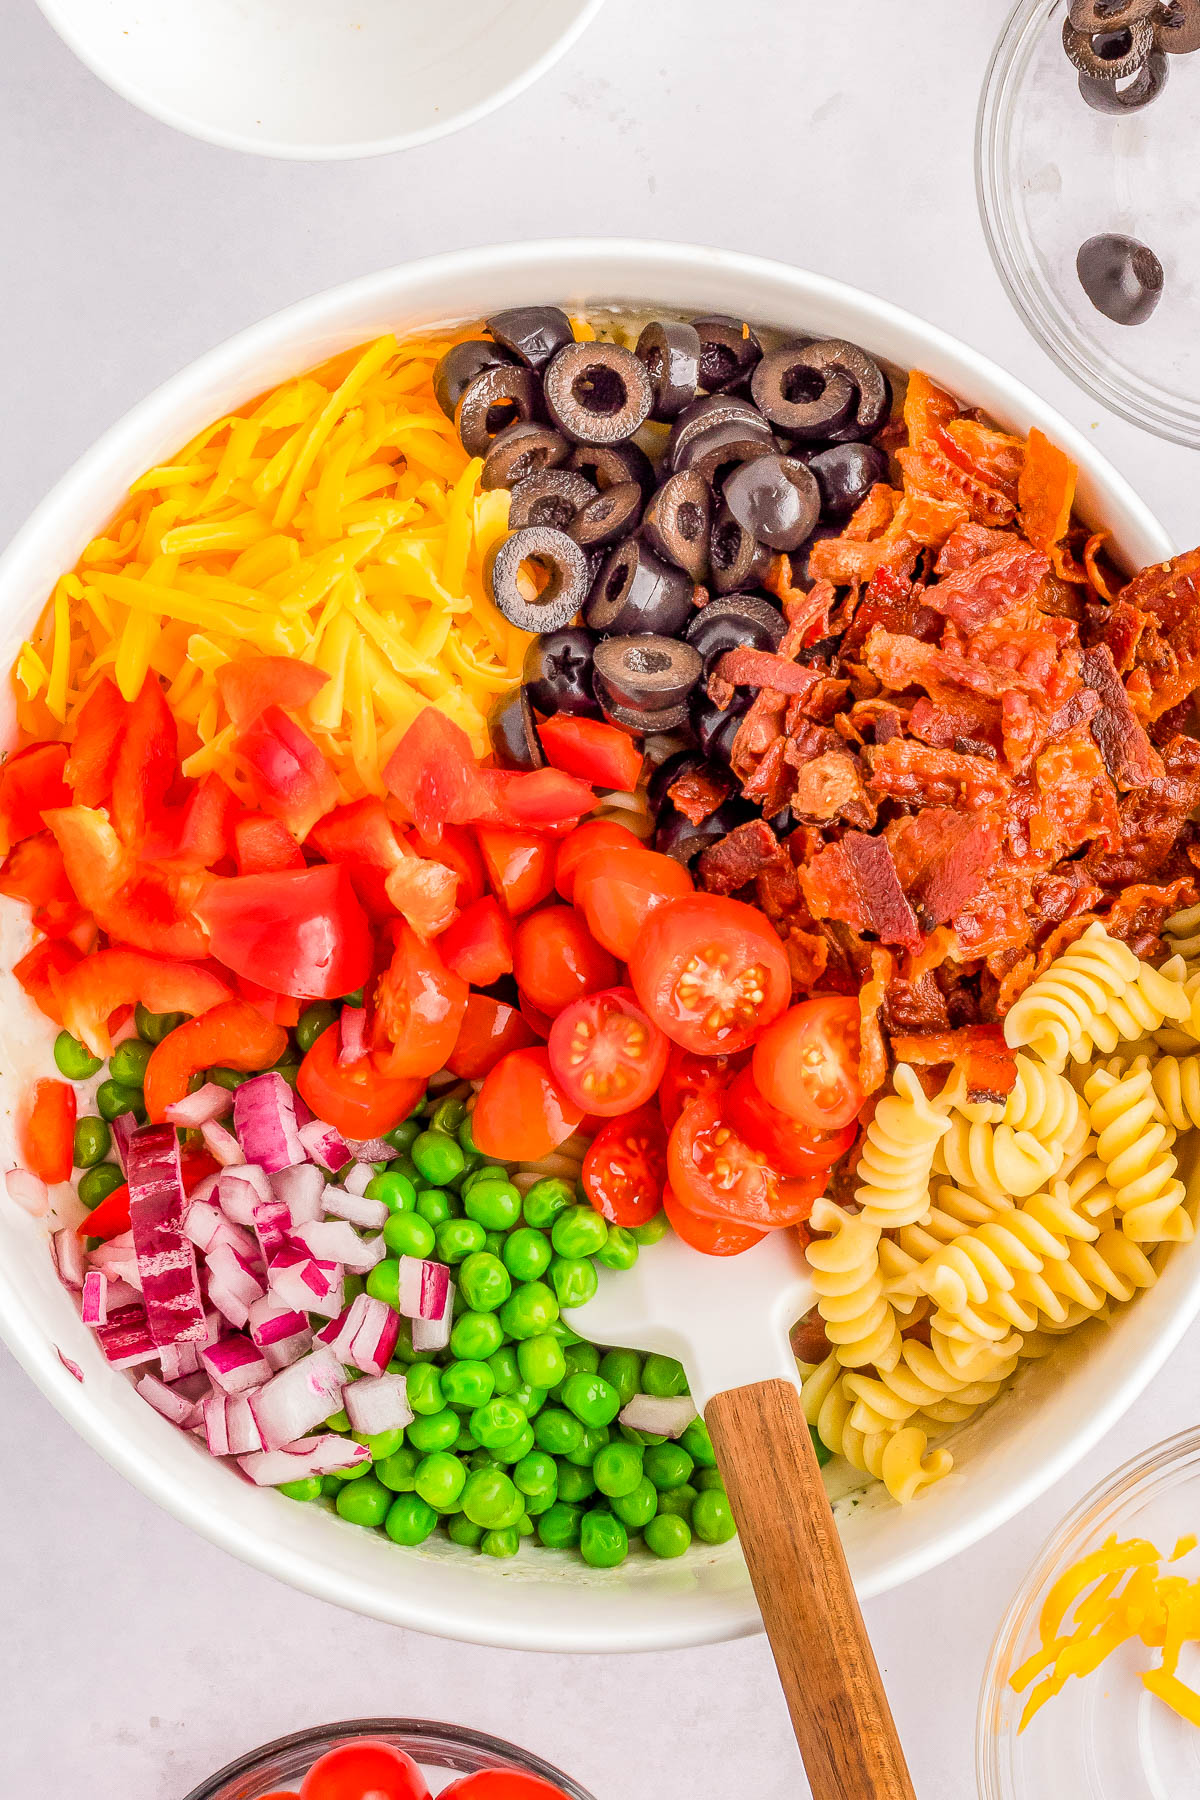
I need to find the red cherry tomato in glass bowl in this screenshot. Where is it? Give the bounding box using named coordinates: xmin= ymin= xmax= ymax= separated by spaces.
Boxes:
xmin=438 ymin=1774 xmax=573 ymax=1800
xmin=724 ymin=1068 xmax=856 ymax=1177
xmin=512 ymin=905 xmax=619 ymax=1017
xmin=300 ymin=1739 xmax=431 ymax=1800
xmin=658 ymin=1044 xmax=748 ymax=1130
xmin=751 ymin=996 xmax=864 ymax=1132
xmin=547 ymin=986 xmax=668 ymax=1117
xmin=629 ymin=894 xmax=791 ymax=1055
xmin=581 ymin=1103 xmax=667 ymax=1227
xmin=572 ymin=843 xmax=692 ymax=961
xmin=667 ymin=1090 xmax=822 ymax=1230
xmin=554 ymin=818 xmax=645 ymax=903
xmin=472 ymin=1047 xmax=584 ymax=1162
xmin=663 ymin=1183 xmax=766 ymax=1257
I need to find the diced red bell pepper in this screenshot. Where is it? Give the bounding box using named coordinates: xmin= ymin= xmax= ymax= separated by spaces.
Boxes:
xmin=409 ymin=824 xmax=486 ymax=909
xmin=235 ymin=705 xmax=339 ymax=841
xmin=483 ymin=766 xmax=597 ymax=828
xmin=0 ymin=742 xmax=72 ymax=856
xmin=143 ymin=773 xmax=239 ymax=868
xmin=66 ymin=677 xmax=128 ymax=807
xmin=215 ymin=656 xmax=329 ymax=730
xmin=234 ymin=812 xmax=305 ymax=875
xmin=13 ymin=937 xmax=82 ymax=1026
xmin=446 ymin=994 xmax=542 ymax=1079
xmin=476 ymin=825 xmax=557 ymax=915
xmin=197 ymin=864 xmax=371 ymax=1000
xmin=110 ymin=674 xmax=179 ymax=847
xmin=537 ymin=714 xmax=644 ymax=794
xmin=179 ymin=1147 xmax=221 ymax=1195
xmin=144 ymin=998 xmax=290 ymax=1122
xmin=21 ymin=1078 xmax=76 ymax=1185
xmin=55 ymin=947 xmax=232 ymax=1058
xmin=438 ymin=896 xmax=514 ymax=985
xmin=309 ymin=797 xmax=403 ymax=872
xmin=298 ymin=1022 xmax=425 ymax=1142
xmin=0 ymin=833 xmax=87 ymax=936
xmin=44 ymin=805 xmax=209 ymax=961
xmin=75 ymin=1183 xmax=131 ymax=1242
xmin=235 ymin=974 xmax=303 ymax=1028
xmin=383 ymin=708 xmax=495 ymax=843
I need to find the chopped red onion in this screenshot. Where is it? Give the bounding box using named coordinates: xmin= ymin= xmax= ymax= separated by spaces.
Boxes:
xmin=55 ymin=1348 xmax=84 ymax=1382
xmin=247 ymin=1295 xmax=309 ymax=1348
xmin=338 ymin=1007 xmax=369 ymax=1066
xmin=202 ymin=1389 xmax=232 ymax=1455
xmin=52 ymin=1227 xmax=86 ymax=1289
xmin=290 ymin=1217 xmax=385 ymax=1273
xmin=252 ymin=1198 xmax=292 ymax=1261
xmin=315 ymin=1292 xmax=400 ymax=1373
xmin=342 ymin=1164 xmax=375 ymax=1198
xmin=266 ymin=1246 xmax=343 ymax=1319
xmin=97 ymin=1303 xmax=160 ymax=1369
xmin=199 ymin=1120 xmax=244 ymax=1167
xmin=348 ymin=1137 xmax=392 ymax=1164
xmin=344 ymin=1371 xmax=412 ymax=1435
xmin=225 ymin=1392 xmax=265 ymax=1454
xmin=165 ymin=1082 xmax=233 ymax=1128
xmin=618 ymin=1395 xmax=698 ymax=1438
xmin=411 ymin=1303 xmax=453 ymax=1354
xmin=109 ymin=1111 xmax=138 ymax=1175
xmin=217 ymin=1165 xmax=273 ymax=1225
xmin=322 ymin=1187 xmax=388 ymax=1231
xmin=103 ymin=1276 xmax=142 ymax=1314
xmin=88 ymin=1238 xmax=142 ymax=1291
xmin=184 ymin=1200 xmax=257 ymax=1262
xmin=298 ymin=1118 xmax=353 ymax=1174
xmin=270 ymin=1162 xmax=324 ymax=1226
xmin=201 ymin=1334 xmax=271 ymax=1395
xmin=5 ymin=1167 xmax=48 ymax=1215
xmin=292 ymin=1088 xmax=315 ymax=1128
xmin=233 ymin=1072 xmax=305 ymax=1173
xmin=237 ymin=1434 xmax=369 ymax=1486
xmin=137 ymin=1371 xmax=200 ymax=1428
xmin=397 ymin=1255 xmax=452 ymax=1323
xmin=206 ymin=1240 xmax=266 ymax=1315
xmin=263 ymin=1329 xmax=313 ymax=1372
xmin=127 ymin=1124 xmax=207 ymax=1347
xmin=80 ymin=1269 xmax=109 ymax=1328
xmin=159 ymin=1339 xmax=203 ymax=1382
xmin=246 ymin=1345 xmax=346 ymax=1449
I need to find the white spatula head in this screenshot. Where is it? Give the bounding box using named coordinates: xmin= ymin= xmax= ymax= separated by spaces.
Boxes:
xmin=565 ymin=1227 xmax=815 ymax=1412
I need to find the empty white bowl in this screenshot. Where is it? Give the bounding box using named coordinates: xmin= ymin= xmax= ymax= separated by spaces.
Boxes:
xmin=0 ymin=240 xmax=1191 ymax=1653
xmin=33 ymin=0 xmax=604 ymax=160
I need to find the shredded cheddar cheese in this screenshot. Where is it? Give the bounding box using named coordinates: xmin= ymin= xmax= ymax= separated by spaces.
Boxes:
xmin=15 ymin=331 xmax=528 ymax=792
xmin=1012 ymin=1533 xmax=1200 ymax=1732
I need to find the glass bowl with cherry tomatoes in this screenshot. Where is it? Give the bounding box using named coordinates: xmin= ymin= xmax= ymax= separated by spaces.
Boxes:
xmin=183 ymin=1719 xmax=595 ymax=1800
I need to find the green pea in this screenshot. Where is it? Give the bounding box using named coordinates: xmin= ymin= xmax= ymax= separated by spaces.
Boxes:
xmin=595 ymin=1226 xmax=639 ymax=1272
xmin=480 ymin=1230 xmax=505 ymax=1259
xmin=416 ymin=1187 xmax=456 ymax=1227
xmin=503 ymin=1226 xmax=552 ymax=1283
xmin=645 ymin=1512 xmax=692 ymax=1558
xmin=469 ymin=1448 xmax=498 ymax=1472
xmin=679 ymin=1416 xmax=717 ymax=1468
xmin=632 ymin=1212 xmax=668 ymax=1245
xmin=410 ymin=1129 xmax=465 ymax=1187
xmin=548 ymin=1319 xmax=582 ymax=1347
xmin=481 ymin=1526 xmax=520 ymax=1559
xmin=296 ymin=1001 xmax=339 ymax=1055
xmin=458 ymin=1251 xmax=511 ymax=1314
xmin=385 ymin=1119 xmax=421 ymax=1155
xmin=580 ymin=1510 xmax=629 ymax=1568
xmin=389 ymin=1153 xmax=421 ymax=1188
xmin=207 ymin=1067 xmax=249 ymax=1092
xmin=54 ymin=1031 xmax=102 ymax=1081
xmin=462 ymin=1163 xmax=510 ymax=1194
xmin=72 ymin=1116 xmax=112 ymax=1170
xmin=365 ymin=1170 xmax=416 ymax=1214
xmin=524 ymin=1485 xmax=557 ymax=1518
xmin=77 ymin=1161 xmax=127 ymax=1210
xmin=431 ymin=1094 xmax=468 ymax=1135
xmin=454 ymin=1422 xmax=480 ymax=1454
xmin=414 ymin=1451 xmax=467 ymax=1512
xmin=389 ymin=1318 xmax=439 ymax=1366
xmin=464 ymin=1178 xmax=522 ymax=1232
xmin=611 ymin=1476 xmax=659 ymax=1531
xmin=382 ymin=1211 xmax=436 ymax=1259
xmin=551 ymin=1249 xmax=601 ymax=1309
xmin=384 ymin=1494 xmax=438 ymax=1545
xmin=405 ymin=1408 xmax=460 ymax=1454
xmin=556 ymin=1462 xmax=597 ymax=1505
xmin=109 ymin=1037 xmax=153 ymax=1088
xmin=565 ymin=1423 xmax=610 ymax=1467
xmin=517 ymin=1334 xmax=566 ymax=1392
xmin=532 ymin=1406 xmax=585 ymax=1457
xmin=693 ymin=1487 xmax=737 ymax=1544
xmin=457 ymin=1113 xmax=478 ymax=1157
xmin=486 ymin=1345 xmax=520 ymax=1395
xmin=405 ymin=1363 xmax=444 ymax=1417
xmin=326 ymin=1408 xmax=352 ymax=1433
xmin=499 ymin=1279 xmax=558 ymax=1341
xmin=95 ymin=1079 xmax=145 ymax=1122
xmin=548 ymin=1204 xmax=605 ymax=1259
xmin=599 ymin=1349 xmax=643 ymax=1408
xmin=561 ymin=1341 xmax=601 ymax=1380
xmin=509 ymin=1381 xmax=547 ymax=1418
xmin=560 ymin=1371 xmax=621 ymax=1429
xmin=441 ymin=1359 xmax=494 ymax=1409
xmin=470 ymin=1397 xmax=528 ymax=1450
xmin=512 ymin=1449 xmax=558 ymax=1499
xmin=656 ymin=1483 xmax=698 ymax=1521
xmin=619 ymin=1424 xmax=665 ymax=1448
xmin=278 ymin=1476 xmax=323 ymax=1503
xmin=809 ymin=1425 xmax=833 ymax=1469
xmin=523 ymin=1176 xmax=578 ymax=1229
xmin=320 ymin=1475 xmax=343 ymax=1496
xmin=447 ymin=1514 xmax=484 ymax=1548
xmin=695 ymin=1467 xmax=726 ymax=1492
xmin=593 ymin=1439 xmax=644 ymax=1499
xmin=331 ymin=1459 xmax=371 ymax=1482
xmin=490 ymin=1422 xmax=536 ymax=1465
xmin=341 ymin=987 xmax=365 ymax=1008
xmin=536 ymin=1501 xmax=582 ymax=1549
xmin=644 ymin=1442 xmax=694 ymax=1491
xmin=643 ymin=1353 xmax=689 ymax=1398
xmin=134 ymin=1003 xmax=188 ymax=1045
xmin=461 ymin=1467 xmax=523 ymax=1530
xmin=450 ymin=1310 xmax=504 ymax=1361
xmin=356 ymin=1428 xmax=402 ymax=1462
xmin=366 ymin=1259 xmax=402 ymax=1311
xmin=335 ymin=1474 xmax=392 ymax=1528
xmin=343 ymin=1272 xmax=365 ymax=1308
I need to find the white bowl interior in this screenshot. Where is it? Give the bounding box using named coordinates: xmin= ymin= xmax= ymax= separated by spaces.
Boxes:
xmin=34 ymin=0 xmax=602 ymax=159
xmin=0 ymin=240 xmax=1191 ymax=1653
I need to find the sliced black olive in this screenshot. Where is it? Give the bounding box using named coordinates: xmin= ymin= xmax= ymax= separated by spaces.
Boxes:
xmin=667 ymin=394 xmax=771 ymax=470
xmin=481 ymin=421 xmax=570 ymax=492
xmin=723 ymin=454 xmax=820 ymax=552
xmin=642 ymin=470 xmax=712 ymax=582
xmin=686 ymin=593 xmax=786 ymax=671
xmin=806 ymin=442 xmax=889 ymax=522
xmin=456 ymin=365 xmax=542 ymax=457
xmin=434 ymin=339 xmax=518 ymax=420
xmin=694 ymin=315 xmax=763 ymax=394
xmin=690 ymin=695 xmax=743 ymax=763
xmin=674 ymin=421 xmax=777 ymax=487
xmin=487 ymin=526 xmax=591 ymax=634
xmin=1079 ymin=48 xmax=1168 ymax=107
xmin=569 ymin=440 xmax=657 ymax=497
xmin=508 ymin=468 xmax=597 ymax=533
xmin=569 ymin=482 xmax=643 ymax=552
xmin=592 ymin=635 xmax=703 ymax=714
xmin=1062 ymin=14 xmax=1153 ymax=76
xmin=1155 ymin=0 xmax=1200 ymax=52
xmin=1070 ymin=0 xmax=1155 ymax=27
xmin=655 ymin=796 xmax=756 ymax=864
xmin=486 ymin=306 xmax=574 ymax=370
xmin=752 ymin=339 xmax=889 ymax=442
xmin=1077 ymin=233 xmax=1164 ymax=325
xmin=647 ymin=748 xmax=707 ymax=810
xmin=523 ymin=626 xmax=600 ymax=718
xmin=489 ymin=686 xmax=545 ymax=771
xmin=636 ymin=320 xmax=702 ymax=421
xmin=709 ymin=505 xmax=773 ymax=595
xmin=543 ymin=342 xmax=654 ymax=446
xmin=583 ymin=537 xmax=694 ymax=637
xmin=600 ymin=694 xmax=691 ymax=737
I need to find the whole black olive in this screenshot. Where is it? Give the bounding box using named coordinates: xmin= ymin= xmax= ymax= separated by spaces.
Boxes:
xmin=690 ymin=695 xmax=743 ymax=763
xmin=543 ymin=342 xmax=654 ymax=446
xmin=647 ymin=748 xmax=707 ymax=811
xmin=569 ymin=482 xmax=643 ymax=552
xmin=723 ymin=454 xmax=820 ymax=552
xmin=694 ymin=315 xmax=763 ymax=394
xmin=487 ymin=526 xmax=592 ymax=634
xmin=599 ymin=694 xmax=692 ymax=737
xmin=686 ymin=592 xmax=787 ymax=671
xmin=523 ymin=627 xmax=600 ymax=718
xmin=584 ymin=537 xmax=694 ymax=637
xmin=481 ymin=421 xmax=570 ymax=491
xmin=592 ymin=635 xmax=703 ymax=714
xmin=709 ymin=505 xmax=773 ymax=594
xmin=674 ymin=422 xmax=778 ymax=488
xmin=1062 ymin=14 xmax=1153 ymax=76
xmin=489 ymin=686 xmax=545 ymax=771
xmin=508 ymin=468 xmax=597 ymax=532
xmin=569 ymin=440 xmax=657 ymax=497
xmin=668 ymin=394 xmax=772 ymax=470
xmin=636 ymin=320 xmax=702 ymax=421
xmin=1079 ymin=48 xmax=1168 ymax=107
xmin=1070 ymin=0 xmax=1155 ymax=26
xmin=486 ymin=306 xmax=574 ymax=370
xmin=753 ymin=339 xmax=890 ymax=442
xmin=655 ymin=796 xmax=757 ymax=864
xmin=1155 ymin=0 xmax=1200 ymax=52
xmin=433 ymin=339 xmax=518 ymax=420
xmin=806 ymin=442 xmax=889 ymax=522
xmin=642 ymin=470 xmax=712 ymax=582
xmin=456 ymin=365 xmax=543 ymax=457
xmin=1077 ymin=233 xmax=1164 ymax=325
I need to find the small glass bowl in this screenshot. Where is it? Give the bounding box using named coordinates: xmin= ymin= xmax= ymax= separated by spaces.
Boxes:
xmin=182 ymin=1718 xmax=597 ymax=1800
xmin=978 ymin=1427 xmax=1200 ymax=1799
xmin=978 ymin=0 xmax=1200 ymax=446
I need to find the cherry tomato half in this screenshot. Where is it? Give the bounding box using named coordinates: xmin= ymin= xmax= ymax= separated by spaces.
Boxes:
xmin=299 ymin=1022 xmax=425 ymax=1141
xmin=667 ymin=1090 xmax=822 ymax=1230
xmin=548 ymin=987 xmax=668 ymax=1117
xmin=477 ymin=825 xmax=556 ymax=915
xmin=300 ymin=1739 xmax=431 ymax=1800
xmin=554 ymin=818 xmax=645 ymax=903
xmin=658 ymin=1044 xmax=748 ymax=1130
xmin=472 ymin=1047 xmax=584 ymax=1162
xmin=752 ymin=997 xmax=864 ymax=1132
xmin=371 ymin=920 xmax=468 ymax=1080
xmin=629 ymin=894 xmax=791 ymax=1056
xmin=663 ymin=1183 xmax=766 ymax=1257
xmin=512 ymin=905 xmax=619 ymax=1018
xmin=724 ymin=1068 xmax=856 ymax=1177
xmin=446 ymin=994 xmax=542 ymax=1080
xmin=438 ymin=1772 xmax=573 ymax=1800
xmin=573 ymin=844 xmax=693 ymax=961
xmin=581 ymin=1104 xmax=667 ymax=1227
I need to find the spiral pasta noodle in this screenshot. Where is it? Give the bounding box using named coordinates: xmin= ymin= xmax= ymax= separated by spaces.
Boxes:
xmin=1083 ymin=1066 xmax=1192 ymax=1244
xmin=934 ymin=1115 xmax=1062 ymax=1201
xmin=1150 ymin=1053 xmax=1200 ymax=1133
xmin=853 ymin=1063 xmax=950 ymax=1229
xmin=1164 ymin=902 xmax=1200 ymax=971
xmin=1002 ymin=924 xmax=1186 ymax=1068
xmin=802 ymin=1354 xmax=953 ymax=1504
xmin=806 ymin=1196 xmax=901 ymax=1372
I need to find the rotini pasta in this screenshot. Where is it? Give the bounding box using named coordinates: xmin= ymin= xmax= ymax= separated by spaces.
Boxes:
xmin=1164 ymin=902 xmax=1200 ymax=971
xmin=806 ymin=1196 xmax=901 ymax=1372
xmin=802 ymin=1353 xmax=953 ymax=1504
xmin=853 ymin=1063 xmax=950 ymax=1229
xmin=1084 ymin=1066 xmax=1193 ymax=1244
xmin=934 ymin=1115 xmax=1061 ymax=1200
xmin=1150 ymin=1053 xmax=1200 ymax=1133
xmin=1002 ymin=924 xmax=1186 ymax=1068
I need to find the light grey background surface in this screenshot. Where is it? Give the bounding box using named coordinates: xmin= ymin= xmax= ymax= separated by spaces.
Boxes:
xmin=3 ymin=1 xmax=1199 ymax=1795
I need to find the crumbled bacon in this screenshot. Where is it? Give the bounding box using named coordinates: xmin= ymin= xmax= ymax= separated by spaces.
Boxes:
xmin=789 ymin=750 xmax=874 ymax=827
xmin=865 ymin=738 xmax=1011 ymax=808
xmin=888 ymin=1025 xmax=1017 ymax=1102
xmin=881 ymin=971 xmax=950 ymax=1034
xmin=696 ymin=818 xmax=789 ymax=897
xmin=886 ymin=807 xmax=1001 ymax=924
xmin=1079 ymin=643 xmax=1163 ymax=790
xmin=922 ymin=543 xmax=1048 ymax=632
xmin=714 ymin=649 xmax=820 ymax=695
xmin=1088 ymin=735 xmax=1200 ymax=885
xmin=801 ymin=832 xmax=922 ymax=953
xmin=668 ymin=765 xmax=732 ymax=825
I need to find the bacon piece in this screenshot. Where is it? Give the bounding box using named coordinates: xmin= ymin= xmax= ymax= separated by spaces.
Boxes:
xmin=801 ymin=832 xmax=922 ymax=953
xmin=882 ymin=972 xmax=951 ymax=1034
xmin=889 ymin=1024 xmax=1017 ymax=1103
xmin=923 ymin=543 xmax=1049 ymax=633
xmin=705 ymin=671 xmax=737 ymax=711
xmin=1079 ymin=643 xmax=1164 ymax=791
xmin=789 ymin=751 xmax=874 ymax=828
xmin=1017 ymin=427 xmax=1077 ymax=554
xmin=857 ymin=947 xmax=893 ymax=1096
xmin=799 ymin=676 xmax=853 ymax=724
xmin=1030 ymin=863 xmax=1104 ymax=931
xmin=697 ymin=819 xmax=788 ymax=897
xmin=714 ymin=649 xmax=820 ymax=696
xmin=866 ymin=738 xmax=1011 ymax=808
xmin=951 ymin=869 xmax=1036 ymax=961
xmin=808 ymin=492 xmax=968 ymax=586
xmin=740 ymin=737 xmax=794 ymax=815
xmin=782 ymin=924 xmax=830 ymax=991
xmin=668 ymin=766 xmax=732 ymax=826
xmin=886 ymin=807 xmax=1001 ymax=924
xmin=1088 ymin=597 xmax=1152 ymax=674
xmin=1032 ymin=736 xmax=1121 ymax=859
xmin=863 ymin=627 xmax=1040 ymax=705
xmin=1088 ymin=734 xmax=1200 ymax=886
xmin=1121 ymin=548 xmax=1200 ymax=720
xmin=934 ymin=524 xmax=1015 ymax=574
xmin=908 ymin=693 xmax=1001 ymax=755
xmin=730 ymin=689 xmax=788 ymax=779
xmin=1105 ymin=877 xmax=1198 ymax=956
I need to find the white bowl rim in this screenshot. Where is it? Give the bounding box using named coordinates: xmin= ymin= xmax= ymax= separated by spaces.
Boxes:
xmin=0 ymin=237 xmax=1184 ymax=1653
xmin=31 ymin=0 xmax=607 ymax=161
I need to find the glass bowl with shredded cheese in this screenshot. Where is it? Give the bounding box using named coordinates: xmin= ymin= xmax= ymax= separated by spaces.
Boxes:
xmin=979 ymin=1426 xmax=1200 ymax=1799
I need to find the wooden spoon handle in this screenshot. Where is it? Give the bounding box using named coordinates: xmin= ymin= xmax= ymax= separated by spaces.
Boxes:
xmin=706 ymin=1378 xmax=916 ymax=1800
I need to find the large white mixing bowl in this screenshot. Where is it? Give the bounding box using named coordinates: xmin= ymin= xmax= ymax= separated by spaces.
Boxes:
xmin=0 ymin=241 xmax=1190 ymax=1653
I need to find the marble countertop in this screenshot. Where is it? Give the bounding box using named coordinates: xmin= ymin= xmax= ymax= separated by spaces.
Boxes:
xmin=3 ymin=1 xmax=1199 ymax=1793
